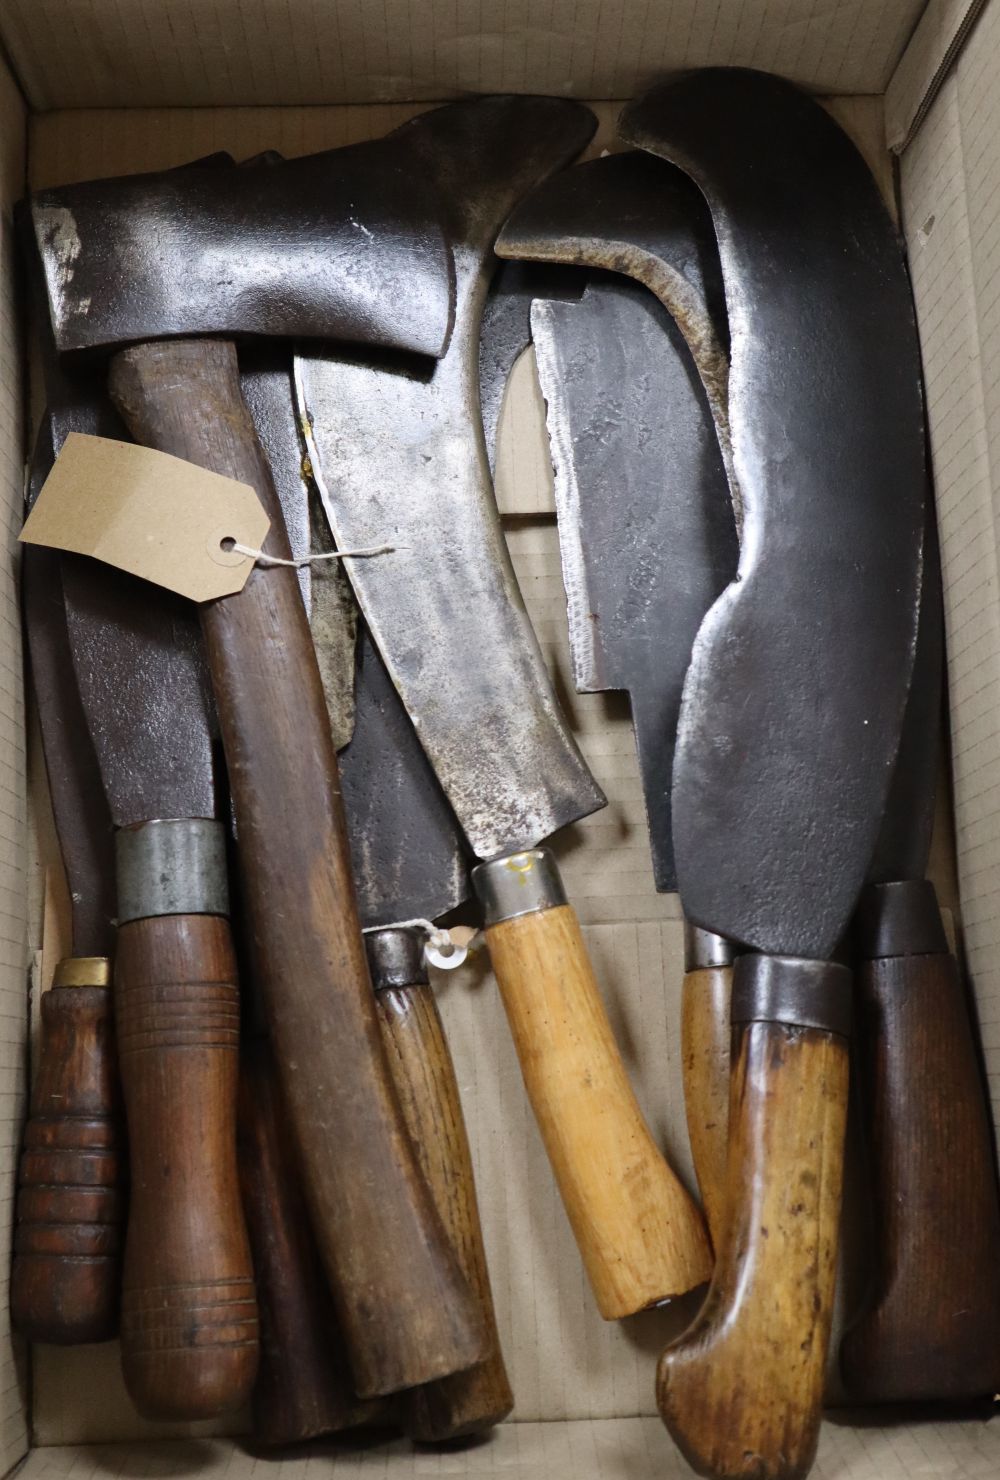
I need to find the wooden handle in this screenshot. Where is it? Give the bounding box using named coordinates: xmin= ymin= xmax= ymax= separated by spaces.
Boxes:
xmin=681 ymin=963 xmax=732 ymax=1250
xmin=372 ymin=939 xmax=513 ymax=1440
xmin=109 ymin=339 xmax=485 ymax=1398
xmin=237 ymin=1039 xmax=391 ymax=1445
xmin=484 ymin=904 xmax=711 ymax=1318
xmin=116 ymin=912 xmax=258 ymax=1420
xmin=658 ymin=991 xmax=849 ymax=1480
xmin=841 ymin=882 xmax=1000 ymax=1403
xmin=12 ymin=962 xmax=125 ymax=1344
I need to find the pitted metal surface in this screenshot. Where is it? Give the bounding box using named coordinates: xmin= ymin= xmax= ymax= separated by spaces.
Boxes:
xmin=621 ymin=70 xmax=925 ymax=959
xmin=496 ymin=150 xmax=739 ymax=530
xmin=28 ymin=140 xmax=454 ymax=359
xmin=296 ymin=96 xmax=605 ymax=860
xmin=533 ymin=279 xmax=737 ymax=890
xmin=339 ymin=627 xmax=471 ymax=928
xmin=478 ymin=260 xmax=584 ymax=473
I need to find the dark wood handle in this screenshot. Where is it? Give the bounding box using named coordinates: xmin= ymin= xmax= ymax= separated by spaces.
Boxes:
xmin=109 ymin=339 xmax=485 ymax=1398
xmin=658 ymin=1009 xmax=848 ymax=1480
xmin=681 ymin=963 xmax=732 ymax=1251
xmin=371 ymin=944 xmax=513 ymax=1440
xmin=841 ymin=882 xmax=1000 ymax=1402
xmin=484 ymin=903 xmax=712 ymax=1317
xmin=237 ymin=1038 xmax=391 ymax=1445
xmin=116 ymin=912 xmax=258 ymax=1420
xmin=12 ymin=966 xmax=125 ymax=1344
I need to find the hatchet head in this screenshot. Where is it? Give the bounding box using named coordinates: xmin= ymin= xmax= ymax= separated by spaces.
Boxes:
xmin=27 ymin=141 xmax=455 ymax=359
xmin=297 ymin=96 xmax=605 ymax=861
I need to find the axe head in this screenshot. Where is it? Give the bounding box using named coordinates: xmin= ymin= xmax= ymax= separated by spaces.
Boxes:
xmin=27 ymin=142 xmax=455 ymax=359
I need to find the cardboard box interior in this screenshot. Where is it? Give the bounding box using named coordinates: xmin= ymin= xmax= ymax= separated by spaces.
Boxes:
xmin=0 ymin=1 xmax=999 ymax=1475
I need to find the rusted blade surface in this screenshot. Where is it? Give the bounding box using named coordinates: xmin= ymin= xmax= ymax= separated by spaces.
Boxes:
xmin=621 ymin=70 xmax=925 ymax=958
xmin=297 ymin=97 xmax=605 ymax=860
xmin=28 ymin=141 xmax=454 ymax=359
xmin=533 ymin=278 xmax=737 ymax=891
xmin=243 ymin=346 xmax=468 ymax=924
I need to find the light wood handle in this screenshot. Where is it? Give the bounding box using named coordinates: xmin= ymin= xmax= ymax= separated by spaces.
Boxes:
xmin=12 ymin=969 xmax=125 ymax=1344
xmin=658 ymin=1016 xmax=848 ymax=1480
xmin=681 ymin=964 xmax=732 ymax=1250
xmin=841 ymin=883 xmax=1000 ymax=1402
xmin=116 ymin=913 xmax=258 ymax=1420
xmin=485 ymin=904 xmax=711 ymax=1318
xmin=237 ymin=1040 xmax=390 ymax=1445
xmin=376 ymin=978 xmax=513 ymax=1439
xmin=110 ymin=338 xmax=487 ymax=1397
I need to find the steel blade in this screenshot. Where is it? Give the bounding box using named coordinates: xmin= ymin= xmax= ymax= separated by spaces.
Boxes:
xmin=479 ymin=260 xmax=584 ymax=474
xmin=621 ymin=71 xmax=925 ymax=958
xmin=297 ymin=96 xmax=605 ymax=861
xmin=339 ymin=628 xmax=471 ymax=927
xmin=533 ymin=278 xmax=737 ymax=891
xmin=25 ymin=416 xmax=115 ymax=954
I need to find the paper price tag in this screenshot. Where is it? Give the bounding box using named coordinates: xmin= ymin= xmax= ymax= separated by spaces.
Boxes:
xmin=20 ymin=432 xmax=271 ymax=603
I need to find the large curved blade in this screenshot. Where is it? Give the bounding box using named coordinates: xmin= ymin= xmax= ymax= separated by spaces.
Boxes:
xmin=297 ymin=96 xmax=604 ymax=860
xmin=621 ymin=70 xmax=925 ymax=958
xmin=533 ymin=278 xmax=737 ymax=891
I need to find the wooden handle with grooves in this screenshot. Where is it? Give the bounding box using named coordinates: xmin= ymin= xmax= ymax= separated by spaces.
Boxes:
xmin=374 ymin=962 xmax=513 ymax=1440
xmin=681 ymin=963 xmax=732 ymax=1251
xmin=840 ymin=881 xmax=1000 ymax=1403
xmin=116 ymin=912 xmax=258 ymax=1420
xmin=658 ymin=995 xmax=849 ymax=1480
xmin=238 ymin=1039 xmax=391 ymax=1445
xmin=12 ymin=963 xmax=125 ymax=1344
xmin=484 ymin=904 xmax=711 ymax=1318
xmin=109 ymin=339 xmax=485 ymax=1398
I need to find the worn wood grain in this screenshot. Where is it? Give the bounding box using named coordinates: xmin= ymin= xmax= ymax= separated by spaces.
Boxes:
xmin=681 ymin=964 xmax=731 ymax=1251
xmin=108 ymin=338 xmax=485 ymax=1398
xmin=12 ymin=968 xmax=124 ymax=1344
xmin=657 ymin=1022 xmax=848 ymax=1480
xmin=485 ymin=904 xmax=711 ymax=1318
xmin=376 ymin=981 xmax=513 ymax=1440
xmin=116 ymin=913 xmax=258 ymax=1419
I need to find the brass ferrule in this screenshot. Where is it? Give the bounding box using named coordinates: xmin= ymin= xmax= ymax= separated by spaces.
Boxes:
xmin=52 ymin=956 xmax=111 ymax=988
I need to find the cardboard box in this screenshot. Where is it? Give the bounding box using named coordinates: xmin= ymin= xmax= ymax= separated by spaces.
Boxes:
xmin=0 ymin=1 xmax=999 ymax=1474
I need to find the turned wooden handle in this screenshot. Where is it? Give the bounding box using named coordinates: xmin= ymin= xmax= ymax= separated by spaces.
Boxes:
xmin=116 ymin=912 xmax=258 ymax=1420
xmin=109 ymin=339 xmax=485 ymax=1398
xmin=238 ymin=1039 xmax=390 ymax=1445
xmin=681 ymin=953 xmax=733 ymax=1251
xmin=657 ymin=955 xmax=850 ymax=1480
xmin=840 ymin=880 xmax=1000 ymax=1403
xmin=369 ymin=928 xmax=512 ymax=1440
xmin=475 ymin=852 xmax=711 ymax=1319
xmin=12 ymin=961 xmax=125 ymax=1344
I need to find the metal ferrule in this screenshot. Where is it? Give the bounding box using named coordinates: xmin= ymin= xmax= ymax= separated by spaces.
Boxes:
xmin=731 ymin=954 xmax=852 ymax=1039
xmin=472 ymin=847 xmax=567 ymax=926
xmin=684 ymin=923 xmax=736 ymax=972
xmin=52 ymin=956 xmax=111 ymax=988
xmin=365 ymin=926 xmax=430 ymax=992
xmin=116 ymin=818 xmax=228 ymax=924
xmin=854 ymin=879 xmax=948 ymax=961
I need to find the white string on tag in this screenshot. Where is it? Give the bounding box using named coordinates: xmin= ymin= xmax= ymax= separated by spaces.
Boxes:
xmin=362 ymin=918 xmax=481 ymax=972
xmin=226 ymin=538 xmax=405 ymax=569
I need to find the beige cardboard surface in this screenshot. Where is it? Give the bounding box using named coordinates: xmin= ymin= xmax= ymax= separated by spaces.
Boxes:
xmin=21 ymin=434 xmax=270 ymax=603
xmin=0 ymin=47 xmax=28 ymax=1480
xmin=900 ymin=0 xmax=1000 ymax=1134
xmin=885 ymin=0 xmax=987 ymax=150
xmin=2 ymin=1 xmax=928 ymax=111
xmin=17 ymin=1417 xmax=1000 ymax=1480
